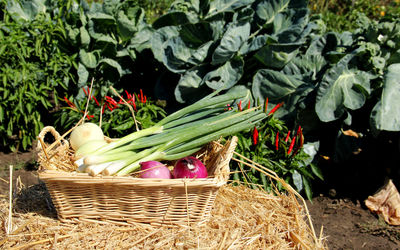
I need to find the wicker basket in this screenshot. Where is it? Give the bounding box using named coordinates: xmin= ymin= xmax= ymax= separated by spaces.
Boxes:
xmin=37 ymin=126 xmax=238 ymax=226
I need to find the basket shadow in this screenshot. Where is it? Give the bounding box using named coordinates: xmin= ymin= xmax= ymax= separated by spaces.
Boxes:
xmin=14 ymin=181 xmax=57 ymax=219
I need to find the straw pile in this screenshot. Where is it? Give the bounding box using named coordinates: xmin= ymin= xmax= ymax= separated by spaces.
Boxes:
xmin=0 ymin=174 xmax=326 ymax=249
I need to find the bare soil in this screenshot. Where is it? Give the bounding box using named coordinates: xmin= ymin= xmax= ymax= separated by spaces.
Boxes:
xmin=1 ymin=150 xmax=400 ymax=249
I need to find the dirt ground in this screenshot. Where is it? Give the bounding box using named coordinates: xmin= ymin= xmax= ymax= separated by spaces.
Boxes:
xmin=1 ymin=151 xmax=400 ymax=249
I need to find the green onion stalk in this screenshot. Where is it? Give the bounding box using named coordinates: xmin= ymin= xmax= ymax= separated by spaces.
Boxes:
xmin=78 ymin=89 xmax=266 ymax=176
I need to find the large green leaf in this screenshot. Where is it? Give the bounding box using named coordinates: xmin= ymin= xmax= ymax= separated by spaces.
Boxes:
xmin=272 ymin=7 xmax=309 ymax=43
xmin=6 ymin=0 xmax=46 ymax=23
xmin=254 ymin=0 xmax=290 ymax=27
xmin=203 ymin=56 xmax=244 ymax=90
xmin=151 ymin=26 xmax=180 ymax=63
xmin=99 ymin=58 xmax=124 ymax=77
xmin=252 ymin=69 xmax=312 ymax=115
xmin=239 ymin=34 xmax=271 ymax=55
xmin=152 ymin=12 xmax=194 ymax=29
xmin=292 ymin=170 xmax=303 ymax=191
xmin=370 ymin=63 xmax=400 ymax=131
xmin=79 ymin=49 xmax=98 ymax=69
xmin=211 ymin=21 xmax=250 ymax=65
xmin=77 ymin=63 xmax=89 ymax=87
xmin=130 ymin=26 xmax=154 ymax=52
xmin=116 ymin=10 xmax=138 ymax=42
xmin=87 ymin=12 xmax=115 ymax=23
xmin=306 ymin=32 xmax=339 ymax=57
xmin=179 ymin=23 xmax=214 ymax=47
xmin=175 ymin=65 xmax=211 ymax=103
xmin=254 ymin=43 xmax=300 ymax=69
xmin=316 ymin=66 xmax=371 ymax=122
xmin=80 ymin=27 xmax=91 ymax=47
xmin=282 ymin=54 xmax=327 ymax=82
xmin=162 ymin=37 xmax=212 ymax=73
xmin=207 ymin=0 xmax=255 ymax=18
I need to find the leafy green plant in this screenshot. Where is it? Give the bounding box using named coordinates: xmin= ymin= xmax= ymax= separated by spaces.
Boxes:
xmin=149 ymin=0 xmax=315 ymax=106
xmin=257 ymin=13 xmax=400 ymax=134
xmin=231 ymin=104 xmax=322 ymax=200
xmin=55 ymin=87 xmax=167 ymax=138
xmin=63 ymin=0 xmax=153 ymax=98
xmin=0 ymin=0 xmax=76 ymax=151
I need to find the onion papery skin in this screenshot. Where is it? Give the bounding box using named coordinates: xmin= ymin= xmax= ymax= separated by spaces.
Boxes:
xmin=173 ymin=156 xmax=208 ymax=179
xmin=140 ymin=161 xmax=172 ymax=179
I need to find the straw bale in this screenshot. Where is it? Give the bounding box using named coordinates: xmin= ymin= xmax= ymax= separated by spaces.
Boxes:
xmin=0 ymin=180 xmax=326 ymax=249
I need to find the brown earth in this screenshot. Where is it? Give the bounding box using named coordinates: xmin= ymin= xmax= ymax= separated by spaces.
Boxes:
xmin=1 ymin=150 xmax=400 ymax=249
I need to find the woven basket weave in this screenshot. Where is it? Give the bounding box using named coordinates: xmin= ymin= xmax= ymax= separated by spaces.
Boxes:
xmin=37 ymin=127 xmax=238 ymax=226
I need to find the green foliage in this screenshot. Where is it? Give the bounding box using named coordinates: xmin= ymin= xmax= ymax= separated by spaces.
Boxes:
xmin=54 ymin=87 xmax=167 ymax=138
xmin=134 ymin=0 xmax=175 ymax=23
xmin=232 ymin=116 xmax=322 ymax=200
xmin=150 ymin=0 xmax=313 ymax=106
xmin=309 ymin=0 xmax=400 ymax=32
xmin=0 ymin=0 xmax=76 ymax=151
xmin=63 ymin=0 xmax=152 ymax=98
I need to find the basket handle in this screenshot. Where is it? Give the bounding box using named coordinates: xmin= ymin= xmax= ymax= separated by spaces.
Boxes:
xmin=213 ymin=136 xmax=238 ymax=185
xmin=36 ymin=126 xmax=69 ymax=152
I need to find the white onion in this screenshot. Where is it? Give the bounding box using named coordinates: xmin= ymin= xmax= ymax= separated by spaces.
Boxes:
xmin=69 ymin=123 xmax=104 ymax=151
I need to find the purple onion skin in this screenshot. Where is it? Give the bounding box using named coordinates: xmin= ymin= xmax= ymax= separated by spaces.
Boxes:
xmin=173 ymin=156 xmax=208 ymax=179
xmin=140 ymin=161 xmax=172 ymax=179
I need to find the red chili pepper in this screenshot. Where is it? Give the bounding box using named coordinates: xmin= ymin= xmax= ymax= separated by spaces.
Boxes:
xmin=63 ymin=96 xmax=76 ymax=108
xmin=268 ymin=102 xmax=283 ymax=116
xmin=287 ymin=136 xmax=296 ymax=155
xmin=296 ymin=125 xmax=302 ymax=136
xmin=291 ymin=125 xmax=304 ymax=156
xmin=106 ymin=103 xmax=114 ymax=111
xmin=125 ymin=90 xmax=131 ymax=100
xmin=92 ymin=96 xmax=100 ymax=106
xmin=139 ymin=89 xmax=144 ymax=103
xmin=82 ymin=87 xmax=88 ymax=96
xmin=86 ymin=114 xmax=94 ymax=120
xmin=275 ymin=132 xmax=279 ymax=151
xmin=105 ymin=96 xmax=118 ymax=109
xmin=101 ymin=104 xmax=106 ymax=114
xmin=247 ymin=100 xmax=251 ymax=109
xmin=284 ymin=130 xmax=291 ymax=143
xmin=252 ymin=127 xmax=259 ymax=146
xmin=264 ymin=97 xmax=269 ymax=113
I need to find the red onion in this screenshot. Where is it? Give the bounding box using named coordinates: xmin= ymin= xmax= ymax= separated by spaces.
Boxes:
xmin=140 ymin=161 xmax=172 ymax=179
xmin=173 ymin=156 xmax=208 ymax=179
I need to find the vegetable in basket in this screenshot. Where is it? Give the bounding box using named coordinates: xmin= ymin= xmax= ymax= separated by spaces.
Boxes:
xmin=76 ymin=89 xmax=266 ymax=176
xmin=173 ymin=156 xmax=208 ymax=179
xmin=139 ymin=161 xmax=172 ymax=179
xmin=69 ymin=123 xmax=104 ymax=151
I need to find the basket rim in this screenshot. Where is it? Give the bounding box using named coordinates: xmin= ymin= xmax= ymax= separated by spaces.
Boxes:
xmin=38 ymin=169 xmax=226 ymax=187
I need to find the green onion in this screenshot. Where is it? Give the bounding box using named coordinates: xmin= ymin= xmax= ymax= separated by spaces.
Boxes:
xmin=79 ymin=89 xmax=263 ymax=176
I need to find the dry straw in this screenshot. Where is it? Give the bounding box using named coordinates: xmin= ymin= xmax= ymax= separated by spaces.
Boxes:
xmin=0 ymin=178 xmax=326 ymax=249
